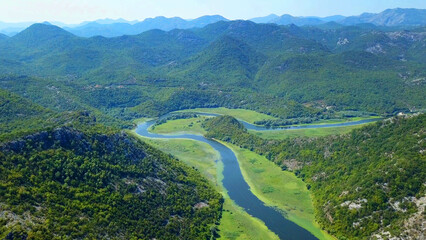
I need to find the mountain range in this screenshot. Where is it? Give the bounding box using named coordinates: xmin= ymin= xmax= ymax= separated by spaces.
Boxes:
xmin=0 ymin=8 xmax=424 ymax=37
xmin=0 ymin=19 xmax=424 ymax=122
xmin=0 ymin=6 xmax=425 ymax=240
xmin=252 ymin=8 xmax=426 ymax=27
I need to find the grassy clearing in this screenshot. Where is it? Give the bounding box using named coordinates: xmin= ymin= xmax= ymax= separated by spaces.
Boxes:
xmin=294 ymin=116 xmax=381 ymax=126
xmin=129 ymin=131 xmax=279 ymax=240
xmin=149 ymin=114 xmax=376 ymax=140
xmin=219 ymin=141 xmax=335 ymax=240
xmin=177 ymin=107 xmax=277 ymax=123
xmin=250 ymin=124 xmax=365 ymax=139
xmin=150 ymin=117 xmax=208 ymax=135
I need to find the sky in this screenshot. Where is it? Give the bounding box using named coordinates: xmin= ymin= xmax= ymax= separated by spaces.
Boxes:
xmin=0 ymin=0 xmax=425 ymax=23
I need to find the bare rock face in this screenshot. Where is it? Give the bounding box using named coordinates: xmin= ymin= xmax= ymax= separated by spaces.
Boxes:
xmin=399 ymin=196 xmax=426 ymax=240
xmin=194 ymin=202 xmax=209 ymax=209
xmin=280 ymin=159 xmax=305 ymax=171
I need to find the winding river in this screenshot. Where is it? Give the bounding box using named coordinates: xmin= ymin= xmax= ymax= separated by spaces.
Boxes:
xmin=135 ymin=114 xmax=379 ymax=240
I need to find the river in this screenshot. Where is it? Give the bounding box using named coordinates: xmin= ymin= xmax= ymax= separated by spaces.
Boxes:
xmin=135 ymin=115 xmax=379 ymax=240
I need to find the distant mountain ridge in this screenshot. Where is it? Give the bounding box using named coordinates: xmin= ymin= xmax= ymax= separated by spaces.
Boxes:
xmin=1 ymin=8 xmax=425 ymax=37
xmin=65 ymin=15 xmax=229 ymax=37
xmin=340 ymin=8 xmax=426 ymax=26
xmin=253 ymin=8 xmax=426 ymax=27
xmin=1 ymin=19 xmax=424 ymax=119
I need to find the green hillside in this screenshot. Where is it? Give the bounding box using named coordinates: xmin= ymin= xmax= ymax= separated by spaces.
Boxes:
xmin=202 ymin=114 xmax=425 ymax=239
xmin=0 ymin=88 xmax=55 ymax=140
xmin=0 ymin=118 xmax=222 ymax=239
xmin=0 ymin=21 xmax=424 ymax=121
xmin=0 ymin=16 xmax=424 ymax=240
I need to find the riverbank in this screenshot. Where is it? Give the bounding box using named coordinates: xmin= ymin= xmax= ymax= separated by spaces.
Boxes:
xmin=132 ymin=120 xmax=319 ymax=239
xmin=130 ymin=111 xmax=384 ymax=239
xmin=130 ymin=133 xmax=280 ymax=240
xmin=218 ymin=140 xmax=335 ymax=240
xmin=148 ymin=113 xmax=378 ymax=140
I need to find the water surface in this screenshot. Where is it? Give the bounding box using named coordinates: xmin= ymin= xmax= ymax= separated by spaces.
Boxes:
xmin=135 ymin=115 xmax=379 ymax=239
xmin=136 ymin=120 xmax=318 ymax=240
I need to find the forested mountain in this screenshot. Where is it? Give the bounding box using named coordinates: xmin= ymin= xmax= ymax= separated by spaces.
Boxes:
xmin=0 ymin=20 xmax=424 ymax=123
xmin=0 ymin=6 xmax=424 ymax=240
xmin=203 ymin=114 xmax=425 ymax=239
xmin=0 ymin=88 xmax=54 ymax=140
xmin=0 ymin=111 xmax=222 ymax=239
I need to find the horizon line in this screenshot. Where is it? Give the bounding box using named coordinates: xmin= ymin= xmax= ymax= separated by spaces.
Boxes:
xmin=0 ymin=7 xmax=424 ymax=25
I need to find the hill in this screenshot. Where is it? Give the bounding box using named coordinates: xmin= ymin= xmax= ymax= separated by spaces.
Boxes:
xmin=0 ymin=117 xmax=222 ymax=239
xmin=0 ymin=88 xmax=56 ymax=140
xmin=10 ymin=23 xmax=76 ymax=47
xmin=203 ymin=114 xmax=425 ymax=239
xmin=168 ymin=35 xmax=266 ymax=87
xmin=0 ymin=21 xmax=424 ymax=122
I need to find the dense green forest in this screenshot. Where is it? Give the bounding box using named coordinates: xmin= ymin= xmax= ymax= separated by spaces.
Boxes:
xmin=0 ymin=21 xmax=424 ymax=123
xmin=0 ymin=94 xmax=222 ymax=239
xmin=202 ymin=114 xmax=425 ymax=239
xmin=0 ymin=18 xmax=425 ymax=239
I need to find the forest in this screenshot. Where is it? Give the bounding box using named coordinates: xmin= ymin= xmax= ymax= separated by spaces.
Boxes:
xmin=0 ymin=21 xmax=424 ymax=125
xmin=0 ymin=15 xmax=425 ymax=240
xmin=0 ymin=113 xmax=222 ymax=239
xmin=202 ymin=114 xmax=425 ymax=239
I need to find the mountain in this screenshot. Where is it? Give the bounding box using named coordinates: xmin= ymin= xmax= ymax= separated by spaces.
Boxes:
xmin=187 ymin=15 xmax=228 ymax=27
xmin=0 ymin=88 xmax=49 ymax=122
xmin=168 ymin=35 xmax=266 ymax=87
xmin=66 ymin=15 xmax=229 ymax=37
xmin=340 ymin=8 xmax=426 ymax=26
xmin=271 ymin=14 xmax=325 ymax=25
xmin=250 ymin=8 xmax=426 ymax=27
xmin=0 ymin=21 xmax=424 ymax=121
xmin=319 ymin=15 xmax=346 ymax=22
xmin=0 ymin=119 xmax=222 ymax=239
xmin=250 ymin=14 xmax=279 ymax=23
xmin=2 ymin=8 xmax=424 ymax=38
xmin=0 ymin=79 xmax=222 ymax=239
xmin=250 ymin=13 xmax=326 ymax=25
xmin=65 ymin=22 xmax=136 ymax=37
xmin=250 ymin=14 xmax=346 ymax=25
xmin=0 ymin=10 xmax=425 ymax=240
xmin=132 ymin=16 xmax=188 ymax=32
xmin=10 ymin=23 xmax=75 ymax=47
xmin=0 ymin=88 xmax=54 ymax=140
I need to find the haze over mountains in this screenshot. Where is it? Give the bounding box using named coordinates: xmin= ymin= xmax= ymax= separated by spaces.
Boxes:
xmin=0 ymin=8 xmax=424 ymax=37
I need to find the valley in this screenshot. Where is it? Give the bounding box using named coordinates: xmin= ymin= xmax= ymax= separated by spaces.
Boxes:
xmin=133 ymin=109 xmax=381 ymax=239
xmin=0 ymin=5 xmax=425 ymax=239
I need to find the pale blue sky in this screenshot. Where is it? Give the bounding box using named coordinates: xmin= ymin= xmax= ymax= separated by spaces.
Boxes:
xmin=1 ymin=0 xmax=425 ymax=23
